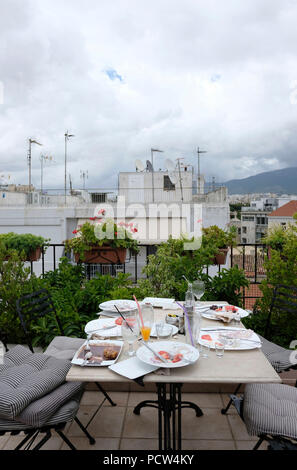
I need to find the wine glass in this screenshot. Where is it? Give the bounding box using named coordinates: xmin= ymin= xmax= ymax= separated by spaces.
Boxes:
xmin=140 ymin=303 xmax=154 ymax=342
xmin=121 ymin=312 xmax=140 ymax=356
xmin=192 ymin=280 xmax=205 ymax=307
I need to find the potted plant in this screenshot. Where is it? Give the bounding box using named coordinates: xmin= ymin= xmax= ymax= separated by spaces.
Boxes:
xmin=202 ymin=225 xmax=237 ymax=265
xmin=0 ymin=233 xmax=50 ymax=261
xmin=65 ymin=211 xmax=139 ymax=264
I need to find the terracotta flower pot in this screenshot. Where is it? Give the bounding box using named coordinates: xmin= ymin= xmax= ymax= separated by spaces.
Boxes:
xmin=27 ymin=247 xmax=42 ymax=262
xmin=74 ymin=246 xmax=127 ymax=264
xmin=214 ymin=248 xmax=228 ymax=265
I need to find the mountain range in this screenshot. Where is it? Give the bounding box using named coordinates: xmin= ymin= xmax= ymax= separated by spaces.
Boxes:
xmin=224 ymin=167 xmax=297 ymax=195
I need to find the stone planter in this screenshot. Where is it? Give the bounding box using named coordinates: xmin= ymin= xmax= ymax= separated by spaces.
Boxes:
xmin=74 ymin=246 xmax=127 ymax=264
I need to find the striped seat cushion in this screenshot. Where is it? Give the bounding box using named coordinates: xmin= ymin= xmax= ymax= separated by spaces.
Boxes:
xmin=0 ymin=394 xmax=81 ymax=431
xmin=243 ymin=383 xmax=297 ymax=440
xmin=0 ymin=345 xmax=73 ymax=421
xmin=44 ymin=336 xmax=85 ymax=361
xmin=259 ymin=335 xmax=295 ymax=372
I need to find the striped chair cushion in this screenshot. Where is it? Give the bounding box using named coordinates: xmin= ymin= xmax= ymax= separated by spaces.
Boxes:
xmin=0 ymin=394 xmax=81 ymax=431
xmin=0 ymin=345 xmax=72 ymax=421
xmin=243 ymin=383 xmax=297 ymax=440
xmin=259 ymin=335 xmax=295 ymax=372
xmin=44 ymin=336 xmax=85 ymax=361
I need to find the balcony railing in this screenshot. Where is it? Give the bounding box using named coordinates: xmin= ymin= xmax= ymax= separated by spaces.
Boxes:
xmin=28 ymin=243 xmax=268 ymax=310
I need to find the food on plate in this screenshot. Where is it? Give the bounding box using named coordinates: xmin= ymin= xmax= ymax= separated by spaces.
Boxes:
xmin=209 ymin=305 xmax=219 ymax=310
xmin=225 ymin=305 xmax=238 ymax=313
xmin=103 ymin=348 xmax=119 ymax=360
xmin=215 ymin=312 xmax=235 ymax=323
xmin=201 ymin=334 xmax=212 ymax=341
xmin=172 ymin=353 xmax=183 ymax=363
xmin=156 ymin=350 xmax=184 ymax=363
xmin=115 ymin=317 xmax=123 ymax=326
xmin=78 ymin=342 xmax=121 ymax=364
xmin=219 ymin=329 xmax=254 ymax=340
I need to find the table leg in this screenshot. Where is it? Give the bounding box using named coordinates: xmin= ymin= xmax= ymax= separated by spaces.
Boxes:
xmin=133 ymin=382 xmax=203 ymax=450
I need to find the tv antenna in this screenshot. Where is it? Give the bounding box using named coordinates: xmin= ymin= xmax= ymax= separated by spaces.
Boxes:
xmin=40 ymin=154 xmax=53 ymax=194
xmin=80 ymin=170 xmax=88 ymax=190
xmin=28 ymin=138 xmax=42 ymax=192
xmin=150 ymin=148 xmax=164 ymax=202
xmin=176 ymin=157 xmax=184 ymax=202
xmin=197 ymin=147 xmax=207 ymax=194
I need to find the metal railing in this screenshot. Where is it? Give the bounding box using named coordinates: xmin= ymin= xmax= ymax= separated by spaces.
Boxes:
xmin=30 ymin=243 xmax=267 ymax=309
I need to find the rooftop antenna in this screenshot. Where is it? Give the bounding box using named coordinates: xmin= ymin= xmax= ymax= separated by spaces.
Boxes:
xmin=197 ymin=147 xmax=207 ymax=194
xmin=40 ymin=154 xmax=53 ymax=194
xmin=135 ymin=159 xmax=145 ymax=172
xmin=80 ymin=170 xmax=88 ymax=190
xmin=64 ymin=131 xmax=75 ymax=205
xmin=150 ymin=148 xmax=164 ymax=202
xmin=176 ymin=157 xmax=184 ymax=202
xmin=28 ymin=138 xmax=42 ymax=193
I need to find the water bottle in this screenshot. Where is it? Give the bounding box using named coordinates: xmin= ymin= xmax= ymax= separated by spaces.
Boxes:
xmin=184 ymin=283 xmax=196 ymax=344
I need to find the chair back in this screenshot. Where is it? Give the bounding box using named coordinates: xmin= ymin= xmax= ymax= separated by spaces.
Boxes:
xmin=16 ymin=289 xmax=64 ymax=352
xmin=264 ymin=284 xmax=297 ymax=341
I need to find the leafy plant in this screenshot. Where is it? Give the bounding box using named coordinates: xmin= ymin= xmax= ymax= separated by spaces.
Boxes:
xmin=0 ymin=232 xmax=50 ymax=257
xmin=202 ymin=225 xmax=237 ymax=250
xmin=243 ymin=223 xmax=297 ymax=347
xmin=202 ymin=266 xmax=250 ymax=306
xmin=65 ymin=216 xmax=139 ymax=260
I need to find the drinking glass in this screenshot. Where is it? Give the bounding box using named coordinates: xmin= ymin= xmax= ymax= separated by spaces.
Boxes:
xmin=215 ymin=341 xmax=225 ymax=358
xmin=121 ymin=313 xmax=140 ymax=356
xmin=140 ymin=303 xmax=154 ymax=342
xmin=155 ymin=322 xmax=173 ymax=340
xmin=192 ymin=280 xmax=205 ymax=307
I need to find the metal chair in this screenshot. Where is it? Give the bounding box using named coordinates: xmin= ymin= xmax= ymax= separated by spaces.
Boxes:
xmin=16 ymin=289 xmax=116 ymax=431
xmin=229 ymin=383 xmax=297 ymax=450
xmin=0 ymin=345 xmax=94 ymax=450
xmin=221 ymin=284 xmax=297 ymax=415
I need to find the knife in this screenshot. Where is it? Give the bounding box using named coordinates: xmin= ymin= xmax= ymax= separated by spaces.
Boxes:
xmin=139 ymin=340 xmax=168 ymax=364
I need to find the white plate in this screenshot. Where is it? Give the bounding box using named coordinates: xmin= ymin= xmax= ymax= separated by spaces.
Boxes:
xmin=150 ymin=323 xmax=179 ymax=337
xmin=71 ymin=339 xmax=123 ymax=367
xmin=85 ymin=318 xmax=122 ymax=337
xmin=198 ymin=327 xmax=261 ymax=350
xmin=99 ymin=299 xmax=138 ymax=314
xmin=201 ymin=305 xmax=249 ymax=321
xmin=109 ymin=357 xmax=159 ymax=379
xmin=142 ymin=297 xmax=179 ymax=309
xmin=136 ymin=341 xmax=199 ymax=368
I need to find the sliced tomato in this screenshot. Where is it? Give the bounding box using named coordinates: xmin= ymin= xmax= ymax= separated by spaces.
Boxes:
xmin=215 ymin=307 xmax=222 ymax=312
xmin=201 ymin=334 xmax=212 ymax=341
xmin=158 ymin=350 xmax=170 ymax=360
xmin=172 ymin=353 xmax=183 ymax=363
xmin=115 ymin=317 xmax=123 ymax=325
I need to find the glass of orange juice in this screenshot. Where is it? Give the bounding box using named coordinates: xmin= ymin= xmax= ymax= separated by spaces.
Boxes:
xmin=140 ymin=303 xmax=154 ymax=342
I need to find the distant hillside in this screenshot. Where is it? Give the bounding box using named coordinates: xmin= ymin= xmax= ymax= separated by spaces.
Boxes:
xmin=224 ymin=167 xmax=297 ymax=194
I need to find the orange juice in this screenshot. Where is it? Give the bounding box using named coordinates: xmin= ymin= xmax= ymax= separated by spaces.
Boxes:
xmin=141 ymin=326 xmax=151 ymax=341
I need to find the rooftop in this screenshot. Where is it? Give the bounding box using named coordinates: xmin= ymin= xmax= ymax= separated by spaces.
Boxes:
xmin=268 ymin=200 xmax=297 ymax=217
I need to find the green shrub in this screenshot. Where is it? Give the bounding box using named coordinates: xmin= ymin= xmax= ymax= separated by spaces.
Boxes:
xmin=0 ymin=232 xmax=49 ymax=257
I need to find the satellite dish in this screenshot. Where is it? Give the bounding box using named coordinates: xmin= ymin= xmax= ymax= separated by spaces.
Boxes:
xmin=146 ymin=160 xmax=154 ymax=172
xmin=169 ymin=172 xmax=178 ymax=185
xmin=135 ymin=159 xmax=145 ymax=172
xmin=165 ymin=159 xmax=175 ymax=172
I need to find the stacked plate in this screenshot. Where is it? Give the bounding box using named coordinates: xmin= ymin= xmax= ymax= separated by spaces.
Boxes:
xmin=98 ymin=299 xmax=138 ymax=317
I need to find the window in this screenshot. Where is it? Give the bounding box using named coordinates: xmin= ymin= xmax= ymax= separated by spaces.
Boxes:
xmin=91 ymin=193 xmax=107 ymax=203
xmin=242 ymin=227 xmax=247 ymax=234
xmin=163 ymin=175 xmax=175 ymax=191
xmin=242 ymin=216 xmax=254 ymax=221
xmin=242 ymin=238 xmax=247 ymax=243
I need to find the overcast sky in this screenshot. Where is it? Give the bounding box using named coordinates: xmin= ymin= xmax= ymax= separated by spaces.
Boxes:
xmin=1 ymin=0 xmax=297 ymax=191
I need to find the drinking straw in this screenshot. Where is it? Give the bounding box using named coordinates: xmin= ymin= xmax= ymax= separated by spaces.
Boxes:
xmin=133 ymin=294 xmax=144 ymax=328
xmin=114 ymin=305 xmax=134 ymax=333
xmin=175 ymin=301 xmax=195 ymax=347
